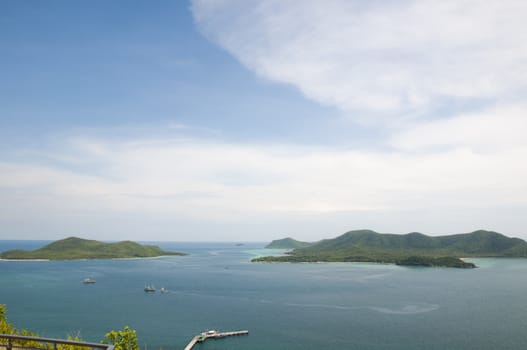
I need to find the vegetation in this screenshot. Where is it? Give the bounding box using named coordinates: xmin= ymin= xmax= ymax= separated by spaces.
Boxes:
xmin=395 ymin=256 xmax=476 ymax=268
xmin=0 ymin=304 xmax=42 ymax=349
xmin=0 ymin=237 xmax=186 ymax=260
xmin=265 ymin=237 xmax=314 ymax=249
xmin=102 ymin=326 xmax=139 ymax=350
xmin=253 ymin=229 xmax=527 ymax=268
xmin=0 ymin=304 xmax=139 ymax=350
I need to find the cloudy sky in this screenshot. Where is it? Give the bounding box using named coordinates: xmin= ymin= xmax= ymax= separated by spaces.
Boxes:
xmin=1 ymin=0 xmax=526 ymax=241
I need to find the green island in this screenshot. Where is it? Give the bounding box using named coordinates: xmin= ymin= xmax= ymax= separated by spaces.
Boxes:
xmin=0 ymin=237 xmax=186 ymax=260
xmin=265 ymin=237 xmax=314 ymax=249
xmin=253 ymin=229 xmax=527 ymax=268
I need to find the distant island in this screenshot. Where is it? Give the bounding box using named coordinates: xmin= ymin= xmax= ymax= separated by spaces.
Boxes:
xmin=0 ymin=237 xmax=186 ymax=260
xmin=265 ymin=237 xmax=314 ymax=249
xmin=254 ymin=229 xmax=527 ymax=268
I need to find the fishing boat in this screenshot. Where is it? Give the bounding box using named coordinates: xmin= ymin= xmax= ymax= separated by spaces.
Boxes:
xmin=144 ymin=285 xmax=156 ymax=292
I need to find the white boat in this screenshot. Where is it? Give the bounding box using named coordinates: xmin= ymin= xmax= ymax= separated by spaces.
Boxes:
xmin=83 ymin=278 xmax=96 ymax=284
xmin=202 ymin=330 xmax=218 ymax=336
xmin=144 ymin=285 xmax=156 ymax=292
xmin=160 ymin=287 xmax=166 ymax=293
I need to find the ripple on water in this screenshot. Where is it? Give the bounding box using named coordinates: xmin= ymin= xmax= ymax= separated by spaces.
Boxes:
xmin=368 ymin=303 xmax=440 ymax=315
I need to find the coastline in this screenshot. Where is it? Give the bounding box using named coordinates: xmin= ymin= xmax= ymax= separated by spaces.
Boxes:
xmin=0 ymin=237 xmax=187 ymax=261
xmin=0 ymin=258 xmax=50 ymax=262
xmin=0 ymin=255 xmax=184 ymax=262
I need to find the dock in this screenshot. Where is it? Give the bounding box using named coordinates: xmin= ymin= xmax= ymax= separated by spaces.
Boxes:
xmin=183 ymin=330 xmax=249 ymax=350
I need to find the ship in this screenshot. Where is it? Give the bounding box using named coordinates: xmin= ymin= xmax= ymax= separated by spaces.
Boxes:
xmin=144 ymin=285 xmax=156 ymax=292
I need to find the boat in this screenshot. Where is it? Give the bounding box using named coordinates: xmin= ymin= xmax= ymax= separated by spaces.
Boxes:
xmin=83 ymin=278 xmax=96 ymax=284
xmin=160 ymin=287 xmax=166 ymax=293
xmin=201 ymin=330 xmax=218 ymax=337
xmin=144 ymin=285 xmax=156 ymax=292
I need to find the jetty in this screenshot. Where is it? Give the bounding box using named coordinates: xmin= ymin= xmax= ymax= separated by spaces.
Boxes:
xmin=183 ymin=330 xmax=249 ymax=350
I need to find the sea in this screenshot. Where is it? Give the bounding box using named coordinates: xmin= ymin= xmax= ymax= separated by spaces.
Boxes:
xmin=1 ymin=240 xmax=527 ymax=350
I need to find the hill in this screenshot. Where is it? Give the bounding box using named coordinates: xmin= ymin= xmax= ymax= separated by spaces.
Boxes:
xmin=253 ymin=229 xmax=527 ymax=268
xmin=0 ymin=237 xmax=186 ymax=260
xmin=265 ymin=237 xmax=313 ymax=249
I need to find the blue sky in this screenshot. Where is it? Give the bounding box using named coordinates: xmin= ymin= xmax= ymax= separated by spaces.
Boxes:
xmin=1 ymin=0 xmax=527 ymax=241
xmin=1 ymin=0 xmax=354 ymax=147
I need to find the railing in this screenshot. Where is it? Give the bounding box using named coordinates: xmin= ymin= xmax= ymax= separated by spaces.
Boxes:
xmin=0 ymin=334 xmax=114 ymax=350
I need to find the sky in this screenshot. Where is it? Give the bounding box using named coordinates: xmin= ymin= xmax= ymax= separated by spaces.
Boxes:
xmin=1 ymin=0 xmax=527 ymax=241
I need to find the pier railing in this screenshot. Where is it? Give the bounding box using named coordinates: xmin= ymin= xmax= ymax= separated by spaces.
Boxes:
xmin=0 ymin=334 xmax=114 ymax=350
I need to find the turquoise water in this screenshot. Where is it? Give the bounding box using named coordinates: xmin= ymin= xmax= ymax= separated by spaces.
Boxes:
xmin=2 ymin=241 xmax=527 ymax=349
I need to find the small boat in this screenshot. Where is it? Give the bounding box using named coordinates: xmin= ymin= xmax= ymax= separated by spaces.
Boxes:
xmin=144 ymin=285 xmax=156 ymax=292
xmin=201 ymin=330 xmax=218 ymax=337
xmin=83 ymin=278 xmax=96 ymax=284
xmin=160 ymin=287 xmax=166 ymax=293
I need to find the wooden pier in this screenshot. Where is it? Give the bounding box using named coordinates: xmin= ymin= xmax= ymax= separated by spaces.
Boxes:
xmin=183 ymin=330 xmax=249 ymax=350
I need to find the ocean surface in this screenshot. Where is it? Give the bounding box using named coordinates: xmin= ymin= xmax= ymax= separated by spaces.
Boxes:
xmin=1 ymin=241 xmax=527 ymax=350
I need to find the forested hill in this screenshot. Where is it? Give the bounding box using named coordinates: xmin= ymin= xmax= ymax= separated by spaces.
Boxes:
xmin=301 ymin=229 xmax=527 ymax=257
xmin=265 ymin=237 xmax=313 ymax=249
xmin=253 ymin=230 xmax=527 ymax=267
xmin=0 ymin=237 xmax=186 ymax=260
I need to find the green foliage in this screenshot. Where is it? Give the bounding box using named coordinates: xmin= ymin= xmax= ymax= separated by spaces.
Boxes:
xmin=265 ymin=238 xmax=314 ymax=249
xmin=395 ymin=256 xmax=476 ymax=268
xmin=0 ymin=304 xmax=42 ymax=349
xmin=0 ymin=304 xmax=15 ymax=334
xmin=1 ymin=305 xmax=140 ymax=350
xmin=103 ymin=326 xmax=139 ymax=350
xmin=55 ymin=335 xmax=87 ymax=350
xmin=0 ymin=237 xmax=186 ymax=260
xmin=254 ymin=230 xmax=527 ymax=267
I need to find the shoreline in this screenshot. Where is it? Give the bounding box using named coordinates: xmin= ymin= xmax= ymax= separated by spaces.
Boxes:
xmin=0 ymin=255 xmax=185 ymax=262
xmin=0 ymin=258 xmax=50 ymax=262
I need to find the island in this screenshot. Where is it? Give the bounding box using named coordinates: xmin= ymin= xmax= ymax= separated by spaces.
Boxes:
xmin=265 ymin=237 xmax=314 ymax=249
xmin=253 ymin=229 xmax=527 ymax=268
xmin=394 ymin=256 xmax=475 ymax=268
xmin=0 ymin=236 xmax=186 ymax=260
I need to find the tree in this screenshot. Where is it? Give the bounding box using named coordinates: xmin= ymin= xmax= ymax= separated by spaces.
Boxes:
xmin=1 ymin=305 xmax=140 ymax=350
xmin=103 ymin=326 xmax=139 ymax=350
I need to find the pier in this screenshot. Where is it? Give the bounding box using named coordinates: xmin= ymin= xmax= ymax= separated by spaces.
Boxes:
xmin=183 ymin=330 xmax=249 ymax=350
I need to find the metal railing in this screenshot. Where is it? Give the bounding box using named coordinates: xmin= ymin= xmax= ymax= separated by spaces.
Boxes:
xmin=0 ymin=334 xmax=114 ymax=350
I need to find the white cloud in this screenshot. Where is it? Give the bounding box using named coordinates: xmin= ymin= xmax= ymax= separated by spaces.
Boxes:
xmin=191 ymin=0 xmax=527 ymax=122
xmin=2 ymin=1 xmax=527 ymax=240
xmin=182 ymin=1 xmax=527 ymax=240
xmin=1 ymin=133 xmax=527 ymax=239
xmin=390 ymin=104 xmax=527 ymax=152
